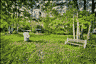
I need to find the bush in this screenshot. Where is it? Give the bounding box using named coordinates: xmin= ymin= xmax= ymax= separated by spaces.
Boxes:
xmin=35 ymin=25 xmax=45 ymax=33
xmin=33 ymin=30 xmax=36 ymax=33
xmin=12 ymin=30 xmax=18 ymax=34
xmin=0 ymin=28 xmax=8 ymax=32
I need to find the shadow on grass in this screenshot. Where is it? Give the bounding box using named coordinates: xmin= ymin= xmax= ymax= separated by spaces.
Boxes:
xmin=58 ymin=41 xmax=65 ymax=43
xmin=17 ymin=39 xmax=48 ymax=44
xmin=1 ymin=33 xmax=24 ymax=37
xmin=1 ymin=37 xmax=14 ymax=50
xmin=67 ymin=43 xmax=82 ymax=47
xmin=13 ymin=33 xmax=23 ymax=37
xmin=28 ymin=40 xmax=48 ymax=44
xmin=29 ymin=34 xmax=45 ymax=37
xmin=75 ymin=34 xmax=96 ymax=64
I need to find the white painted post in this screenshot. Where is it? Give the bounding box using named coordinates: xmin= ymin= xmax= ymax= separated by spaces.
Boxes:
xmin=23 ymin=32 xmax=30 ymax=41
xmin=84 ymin=40 xmax=87 ymax=49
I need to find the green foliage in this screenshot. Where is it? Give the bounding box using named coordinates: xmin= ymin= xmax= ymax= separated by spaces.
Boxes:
xmin=36 ymin=25 xmax=42 ymax=29
xmin=78 ymin=11 xmax=95 ymax=33
xmin=21 ymin=22 xmax=31 ymax=30
xmin=0 ymin=19 xmax=8 ymax=29
xmin=12 ymin=30 xmax=18 ymax=34
xmin=1 ymin=0 xmax=39 ymax=32
xmin=52 ymin=9 xmax=61 ymax=17
xmin=1 ymin=0 xmax=95 ymax=37
xmin=41 ymin=15 xmax=52 ymax=31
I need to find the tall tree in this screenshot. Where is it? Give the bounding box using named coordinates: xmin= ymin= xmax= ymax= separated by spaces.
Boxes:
xmin=92 ymin=0 xmax=95 ymax=14
xmin=73 ymin=0 xmax=79 ymax=10
xmin=84 ymin=0 xmax=86 ymax=10
xmin=92 ymin=0 xmax=96 ymax=17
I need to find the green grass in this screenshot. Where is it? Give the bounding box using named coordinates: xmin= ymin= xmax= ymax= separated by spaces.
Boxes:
xmin=1 ymin=32 xmax=96 ymax=64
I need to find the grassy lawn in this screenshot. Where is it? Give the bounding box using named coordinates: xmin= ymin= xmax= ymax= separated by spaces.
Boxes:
xmin=1 ymin=32 xmax=96 ymax=64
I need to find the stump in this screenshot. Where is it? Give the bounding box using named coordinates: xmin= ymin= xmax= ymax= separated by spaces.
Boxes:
xmin=23 ymin=32 xmax=30 ymax=41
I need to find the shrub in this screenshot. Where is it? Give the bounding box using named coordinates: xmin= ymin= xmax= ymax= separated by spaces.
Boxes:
xmin=12 ymin=30 xmax=18 ymax=34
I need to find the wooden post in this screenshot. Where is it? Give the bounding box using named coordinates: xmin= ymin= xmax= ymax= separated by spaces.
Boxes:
xmin=73 ymin=15 xmax=75 ymax=39
xmin=76 ymin=12 xmax=79 ymax=42
xmin=87 ymin=24 xmax=91 ymax=39
xmin=84 ymin=40 xmax=87 ymax=49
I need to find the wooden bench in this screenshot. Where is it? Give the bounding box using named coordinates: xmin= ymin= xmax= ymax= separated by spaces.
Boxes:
xmin=65 ymin=38 xmax=87 ymax=49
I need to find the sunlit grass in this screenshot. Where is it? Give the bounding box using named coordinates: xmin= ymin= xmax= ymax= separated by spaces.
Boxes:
xmin=1 ymin=32 xmax=96 ymax=64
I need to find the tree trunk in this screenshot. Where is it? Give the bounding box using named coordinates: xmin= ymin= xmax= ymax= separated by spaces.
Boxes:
xmin=31 ymin=27 xmax=32 ymax=32
xmin=16 ymin=23 xmax=19 ymax=33
xmin=84 ymin=0 xmax=86 ymax=10
xmin=16 ymin=20 xmax=18 ymax=33
xmin=87 ymin=24 xmax=91 ymax=40
xmin=80 ymin=23 xmax=83 ymax=40
xmin=76 ymin=21 xmax=79 ymax=39
xmin=92 ymin=0 xmax=95 ymax=14
xmin=8 ymin=26 xmax=11 ymax=34
xmin=16 ymin=5 xmax=19 ymax=33
xmin=31 ymin=21 xmax=33 ymax=32
xmin=73 ymin=0 xmax=79 ymax=10
xmin=79 ymin=24 xmax=80 ymax=39
xmin=73 ymin=15 xmax=75 ymax=39
xmin=31 ymin=24 xmax=32 ymax=32
xmin=76 ymin=12 xmax=79 ymax=39
xmin=11 ymin=24 xmax=14 ymax=34
xmin=30 ymin=20 xmax=32 ymax=32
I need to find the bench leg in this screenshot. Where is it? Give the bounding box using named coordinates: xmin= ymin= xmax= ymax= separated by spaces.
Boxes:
xmin=84 ymin=40 xmax=87 ymax=49
xmin=65 ymin=38 xmax=68 ymax=44
xmin=65 ymin=41 xmax=67 ymax=44
xmin=84 ymin=44 xmax=86 ymax=49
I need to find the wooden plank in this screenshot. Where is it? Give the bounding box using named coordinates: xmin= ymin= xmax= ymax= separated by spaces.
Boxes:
xmin=68 ymin=41 xmax=84 ymax=45
xmin=67 ymin=42 xmax=83 ymax=46
xmin=68 ymin=39 xmax=85 ymax=43
xmin=68 ymin=39 xmax=85 ymax=42
xmin=68 ymin=41 xmax=85 ymax=44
